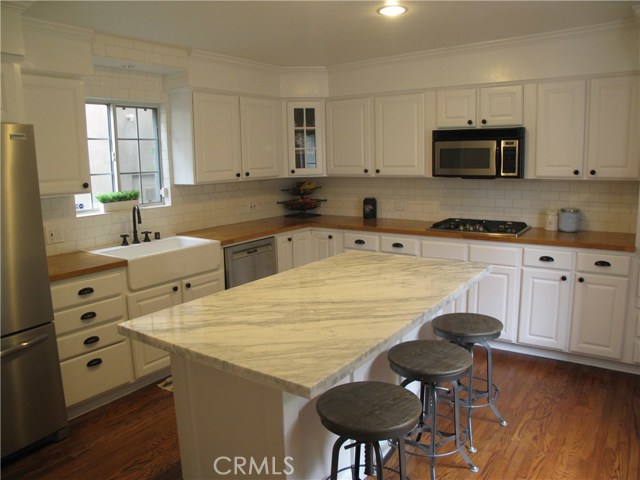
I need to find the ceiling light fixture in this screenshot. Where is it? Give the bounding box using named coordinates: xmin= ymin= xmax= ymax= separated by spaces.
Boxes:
xmin=377 ymin=4 xmax=408 ymax=17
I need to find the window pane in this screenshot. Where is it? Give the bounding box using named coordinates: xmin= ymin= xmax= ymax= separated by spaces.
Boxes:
xmin=293 ymin=108 xmax=304 ymax=128
xmin=75 ymin=193 xmax=93 ymax=211
xmin=139 ymin=140 xmax=159 ymax=171
xmin=141 ymin=173 xmax=161 ymax=203
xmin=119 ymin=173 xmax=140 ymax=192
xmin=137 ymin=108 xmax=156 ymax=138
xmin=116 ymin=107 xmax=139 ymax=139
xmin=85 ymin=104 xmax=109 ymax=138
xmin=87 ymin=139 xmax=112 ymax=174
xmin=118 ymin=140 xmax=140 ymax=172
xmin=305 ymin=108 xmax=315 ymax=127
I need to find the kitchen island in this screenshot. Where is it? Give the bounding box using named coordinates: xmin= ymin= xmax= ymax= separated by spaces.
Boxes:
xmin=118 ymin=251 xmax=490 ymax=479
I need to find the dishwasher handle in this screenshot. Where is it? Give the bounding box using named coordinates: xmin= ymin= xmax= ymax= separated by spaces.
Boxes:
xmin=231 ymin=243 xmax=273 ymax=260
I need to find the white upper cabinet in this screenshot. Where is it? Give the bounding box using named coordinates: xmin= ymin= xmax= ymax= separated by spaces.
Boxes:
xmin=286 ymin=101 xmax=325 ymax=176
xmin=374 ymin=93 xmax=426 ymax=176
xmin=326 ymin=97 xmax=372 ymax=176
xmin=586 ymin=75 xmax=639 ymax=179
xmin=436 ymin=85 xmax=523 ymax=128
xmin=171 ymin=91 xmax=281 ymax=184
xmin=22 ymin=74 xmax=91 ymax=195
xmin=240 ymin=97 xmax=282 ymax=179
xmin=535 ymin=80 xmax=587 ymax=178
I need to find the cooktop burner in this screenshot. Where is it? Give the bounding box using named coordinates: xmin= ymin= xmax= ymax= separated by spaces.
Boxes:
xmin=429 ymin=218 xmax=530 ymax=237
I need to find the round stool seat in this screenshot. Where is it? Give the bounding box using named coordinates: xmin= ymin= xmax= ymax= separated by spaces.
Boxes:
xmin=316 ymin=381 xmax=421 ymax=442
xmin=432 ymin=313 xmax=503 ymax=344
xmin=388 ymin=340 xmax=472 ymax=384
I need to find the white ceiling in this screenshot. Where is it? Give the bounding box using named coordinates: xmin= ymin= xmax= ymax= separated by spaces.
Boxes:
xmin=23 ymin=1 xmax=639 ymax=68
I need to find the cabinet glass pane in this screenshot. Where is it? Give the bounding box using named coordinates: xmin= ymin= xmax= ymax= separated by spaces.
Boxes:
xmin=294 ymin=108 xmax=304 ymax=128
xmin=295 ymin=151 xmax=305 ymax=169
xmin=305 ymin=130 xmax=316 ymax=148
xmin=295 ymin=130 xmax=305 ymax=148
xmin=305 ymin=150 xmax=316 ymax=168
xmin=305 ymin=108 xmax=315 ymax=127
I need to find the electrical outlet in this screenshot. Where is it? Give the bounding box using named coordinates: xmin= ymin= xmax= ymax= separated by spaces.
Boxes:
xmin=45 ymin=222 xmax=65 ymax=244
xmin=395 ymin=200 xmax=405 ymax=211
xmin=248 ymin=202 xmax=257 ymax=212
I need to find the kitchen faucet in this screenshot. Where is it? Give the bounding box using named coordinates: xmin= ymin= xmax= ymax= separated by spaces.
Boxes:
xmin=132 ymin=205 xmax=142 ymax=244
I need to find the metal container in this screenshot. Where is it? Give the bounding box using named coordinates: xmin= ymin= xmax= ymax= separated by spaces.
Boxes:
xmin=363 ymin=197 xmax=377 ymax=219
xmin=544 ymin=209 xmax=558 ymax=231
xmin=558 ymin=208 xmax=581 ymax=232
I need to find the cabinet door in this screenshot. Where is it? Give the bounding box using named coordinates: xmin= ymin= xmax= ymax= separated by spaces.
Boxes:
xmin=436 ymin=88 xmax=476 ymax=128
xmin=586 ymin=75 xmax=640 ymax=179
xmin=1 ymin=60 xmax=25 ymax=123
xmin=276 ymin=234 xmax=294 ymax=272
xmin=535 ymin=80 xmax=586 ymax=178
xmin=518 ymin=268 xmax=571 ymax=350
xmin=181 ymin=270 xmax=225 ymax=303
xmin=479 ymin=85 xmax=523 ymax=127
xmin=22 ymin=75 xmax=91 ymax=195
xmin=127 ymin=283 xmax=182 ymax=378
xmin=570 ymin=274 xmax=628 ymax=359
xmin=287 ymin=102 xmax=324 ymax=176
xmin=326 ymin=98 xmax=372 ymax=176
xmin=311 ymin=230 xmax=344 ymax=261
xmin=193 ymin=92 xmax=242 ymax=182
xmin=240 ymin=97 xmax=282 ymax=179
xmin=293 ymin=231 xmax=313 ymax=268
xmin=375 ymin=93 xmax=426 ymax=176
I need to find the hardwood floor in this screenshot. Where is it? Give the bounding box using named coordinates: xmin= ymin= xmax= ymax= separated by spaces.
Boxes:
xmin=2 ymin=350 xmax=638 ymax=480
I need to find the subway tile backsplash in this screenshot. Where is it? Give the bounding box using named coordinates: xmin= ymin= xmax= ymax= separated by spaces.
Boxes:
xmin=42 ymin=177 xmax=637 ymax=256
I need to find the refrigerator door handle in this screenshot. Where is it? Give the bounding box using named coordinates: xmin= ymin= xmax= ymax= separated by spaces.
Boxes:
xmin=0 ymin=334 xmax=49 ymax=359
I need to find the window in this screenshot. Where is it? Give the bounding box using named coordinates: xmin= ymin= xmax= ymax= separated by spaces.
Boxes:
xmin=75 ymin=102 xmax=164 ymax=212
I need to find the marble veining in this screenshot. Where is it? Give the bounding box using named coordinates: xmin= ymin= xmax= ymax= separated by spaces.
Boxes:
xmin=118 ymin=251 xmax=489 ymax=398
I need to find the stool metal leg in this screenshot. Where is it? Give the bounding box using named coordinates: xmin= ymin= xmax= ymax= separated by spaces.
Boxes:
xmin=465 ymin=345 xmax=477 ymax=453
xmin=397 ymin=436 xmax=408 ymax=480
xmin=330 ymin=436 xmax=349 ymax=480
xmin=352 ymin=443 xmax=361 ymax=480
xmin=480 ymin=339 xmax=508 ymax=427
xmin=428 ymin=383 xmax=437 ymax=480
xmin=452 ymin=380 xmax=479 ymax=474
xmin=372 ymin=442 xmax=384 ymax=480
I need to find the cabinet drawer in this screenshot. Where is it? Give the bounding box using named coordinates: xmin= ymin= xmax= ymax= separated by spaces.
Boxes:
xmin=421 ymin=240 xmax=468 ymax=261
xmin=51 ymin=271 xmax=125 ymax=310
xmin=54 ymin=296 xmax=126 ymax=335
xmin=60 ymin=341 xmax=133 ymax=406
xmin=469 ymin=244 xmax=521 ymax=267
xmin=576 ymin=252 xmax=630 ymax=276
xmin=57 ymin=323 xmax=126 ymax=361
xmin=344 ymin=233 xmax=379 ymax=252
xmin=523 ymin=248 xmax=573 ymax=270
xmin=380 ymin=236 xmax=419 ymax=256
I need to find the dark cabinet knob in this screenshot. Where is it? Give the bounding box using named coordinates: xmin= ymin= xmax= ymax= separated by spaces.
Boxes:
xmin=83 ymin=336 xmax=100 ymax=345
xmin=328 ymin=235 xmax=333 ymax=240
xmin=86 ymin=358 xmax=102 ymax=368
xmin=392 ymin=242 xmax=404 ymax=248
xmin=467 ymin=119 xmax=473 ymax=125
xmin=355 ymin=239 xmax=365 ymax=245
xmin=364 ymin=169 xmax=368 ymax=173
xmin=172 ymin=286 xmax=179 ymax=292
xmin=590 ymin=169 xmax=597 ymax=176
xmin=594 ymin=260 xmax=611 ymax=267
xmin=578 ymin=277 xmax=585 ymax=283
xmin=80 ymin=311 xmax=97 ymax=321
xmin=287 ymin=237 xmax=292 ymax=242
xmin=539 ymin=256 xmax=555 ymax=262
xmin=82 ymin=182 xmax=89 ymax=189
xmin=185 ymin=283 xmax=192 ymax=289
xmin=245 ymin=172 xmax=250 ymax=177
xmin=573 ymin=170 xmax=580 ymax=175
xmin=291 ymin=169 xmax=296 ymax=174
xmin=236 ymin=172 xmax=241 ymax=178
xmin=78 ymin=287 xmax=94 ymax=296
xmin=481 ymin=119 xmax=487 ymax=125
xmin=376 ymin=169 xmax=380 ymax=174
xmin=561 ymin=276 xmax=567 ymax=281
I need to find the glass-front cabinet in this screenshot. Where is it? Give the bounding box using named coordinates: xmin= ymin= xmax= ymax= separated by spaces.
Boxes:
xmin=286 ymin=101 xmax=324 ymax=176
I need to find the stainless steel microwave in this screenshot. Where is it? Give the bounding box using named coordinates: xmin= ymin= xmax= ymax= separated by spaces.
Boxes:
xmin=433 ymin=127 xmax=525 ymax=179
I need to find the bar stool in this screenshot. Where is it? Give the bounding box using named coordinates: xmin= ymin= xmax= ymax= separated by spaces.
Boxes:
xmin=316 ymin=381 xmax=422 ymax=480
xmin=387 ymin=340 xmax=478 ymax=480
xmin=432 ymin=313 xmax=507 ymax=453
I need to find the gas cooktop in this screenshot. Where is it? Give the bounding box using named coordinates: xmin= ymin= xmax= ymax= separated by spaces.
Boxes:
xmin=429 ymin=218 xmax=530 ymax=237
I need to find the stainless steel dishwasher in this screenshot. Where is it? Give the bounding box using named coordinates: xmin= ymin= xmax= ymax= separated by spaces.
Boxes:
xmin=224 ymin=237 xmax=277 ymax=288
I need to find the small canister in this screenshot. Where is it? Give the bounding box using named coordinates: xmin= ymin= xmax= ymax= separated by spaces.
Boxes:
xmin=558 ymin=208 xmax=581 ymax=232
xmin=544 ymin=209 xmax=558 ymax=231
xmin=363 ymin=198 xmax=377 ymax=219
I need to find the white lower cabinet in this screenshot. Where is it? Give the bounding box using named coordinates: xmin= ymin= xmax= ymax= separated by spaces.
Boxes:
xmin=51 ymin=269 xmax=134 ymax=407
xmin=311 ymin=229 xmax=344 ymax=261
xmin=127 ymin=270 xmax=224 ymax=378
xmin=421 ymin=238 xmax=469 ymax=313
xmin=467 ymin=244 xmax=522 ymax=343
xmin=343 ymin=232 xmax=379 ymax=252
xmin=380 ymin=235 xmax=419 ymax=256
xmin=277 ymin=229 xmax=343 ymax=272
xmin=569 ymin=253 xmax=630 ymax=360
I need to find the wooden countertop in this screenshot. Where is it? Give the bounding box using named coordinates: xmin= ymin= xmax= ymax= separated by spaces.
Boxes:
xmin=47 ymin=251 xmax=127 ymax=282
xmin=183 ymin=215 xmax=637 ymax=252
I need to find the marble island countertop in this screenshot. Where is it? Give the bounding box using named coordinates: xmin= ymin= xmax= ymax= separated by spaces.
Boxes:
xmin=118 ymin=251 xmax=489 ymax=399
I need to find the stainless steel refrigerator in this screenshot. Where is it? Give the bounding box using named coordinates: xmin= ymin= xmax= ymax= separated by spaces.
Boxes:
xmin=1 ymin=123 xmax=68 ymax=460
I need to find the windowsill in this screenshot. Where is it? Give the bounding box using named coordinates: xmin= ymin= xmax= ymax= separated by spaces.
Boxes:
xmin=75 ymin=202 xmax=170 ymax=218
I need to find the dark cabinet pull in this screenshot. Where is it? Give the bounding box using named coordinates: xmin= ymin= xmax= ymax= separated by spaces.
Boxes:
xmin=290 ymin=169 xmax=295 ymax=174
xmin=172 ymin=286 xmax=179 ymax=292
xmin=594 ymin=260 xmax=611 ymax=267
xmin=573 ymin=169 xmax=580 ymax=175
xmin=83 ymin=336 xmax=100 ymax=345
xmin=78 ymin=287 xmax=94 ymax=296
xmin=481 ymin=119 xmax=487 ymax=125
xmin=578 ymin=277 xmax=585 ymax=283
xmin=467 ymin=119 xmax=473 ymax=125
xmin=328 ymin=235 xmax=333 ymax=240
xmin=364 ymin=169 xmax=368 ymax=173
xmin=287 ymin=237 xmax=292 ymax=242
xmin=355 ymin=239 xmax=366 ymax=245
xmin=590 ymin=170 xmax=597 ymax=176
xmin=375 ymin=169 xmax=380 ymax=174
xmin=235 ymin=172 xmax=241 ymax=178
xmin=392 ymin=242 xmax=404 ymax=248
xmin=185 ymin=282 xmax=192 ymax=289
xmin=539 ymin=256 xmax=555 ymax=262
xmin=245 ymin=172 xmax=250 ymax=177
xmin=86 ymin=358 xmax=102 ymax=368
xmin=80 ymin=311 xmax=97 ymax=321
xmin=561 ymin=276 xmax=567 ymax=281
xmin=82 ymin=182 xmax=89 ymax=189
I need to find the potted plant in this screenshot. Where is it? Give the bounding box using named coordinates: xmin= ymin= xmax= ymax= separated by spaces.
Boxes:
xmin=96 ymin=190 xmax=140 ymax=212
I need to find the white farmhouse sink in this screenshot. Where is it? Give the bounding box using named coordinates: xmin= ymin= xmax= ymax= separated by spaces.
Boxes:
xmin=92 ymin=236 xmax=221 ymax=290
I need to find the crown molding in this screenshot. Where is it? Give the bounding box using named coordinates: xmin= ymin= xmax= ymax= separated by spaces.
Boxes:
xmin=22 ymin=16 xmax=93 ymax=42
xmin=191 ymin=49 xmax=282 ymax=73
